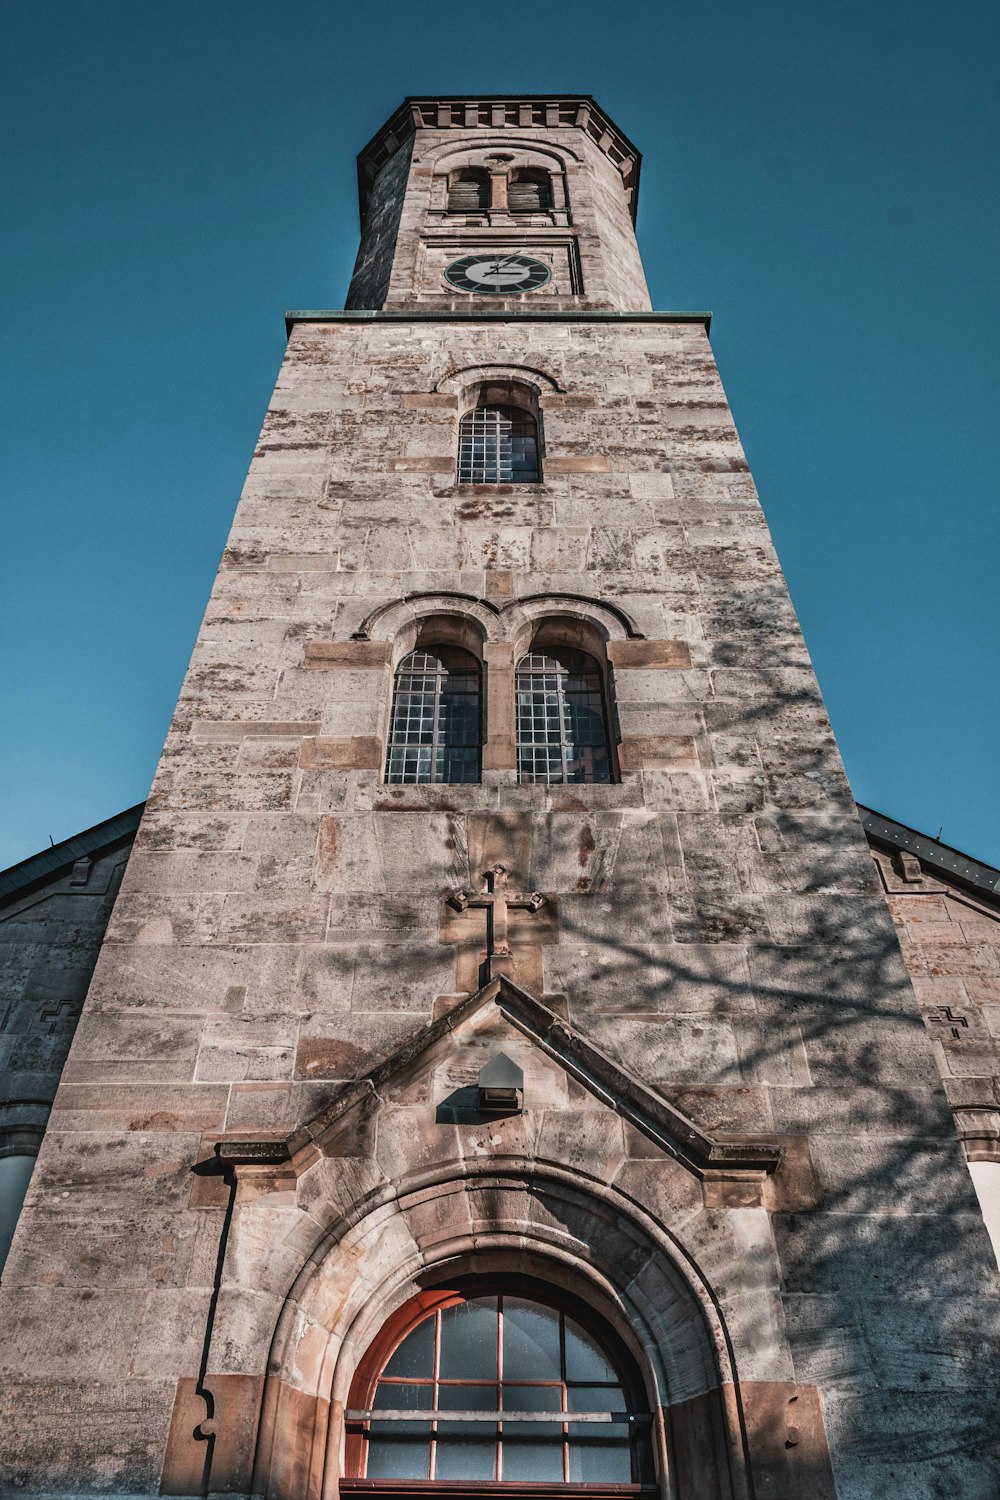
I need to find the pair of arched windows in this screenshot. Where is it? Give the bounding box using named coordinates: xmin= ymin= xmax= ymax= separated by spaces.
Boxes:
xmin=385 ymin=643 xmax=613 ymax=786
xmin=447 ymin=167 xmax=553 ymax=215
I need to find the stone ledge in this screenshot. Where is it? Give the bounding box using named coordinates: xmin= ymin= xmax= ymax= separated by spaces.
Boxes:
xmin=402 ymin=393 xmax=458 ymax=409
xmin=619 ymin=735 xmax=700 ymax=771
xmin=608 ymin=640 xmax=692 ymax=670
xmin=544 ymin=455 xmax=611 ymax=474
xmin=303 ymin=642 xmax=392 ymax=670
xmin=300 ymin=736 xmax=382 ymax=770
xmin=387 ymin=456 xmax=454 ymax=472
xmin=191 ymin=720 xmax=320 ymax=742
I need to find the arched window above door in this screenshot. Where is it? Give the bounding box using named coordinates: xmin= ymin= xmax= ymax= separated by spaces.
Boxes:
xmin=345 ymin=1283 xmax=652 ymax=1487
xmin=385 ymin=646 xmax=482 ymax=785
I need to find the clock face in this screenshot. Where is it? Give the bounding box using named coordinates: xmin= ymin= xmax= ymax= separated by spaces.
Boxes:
xmin=444 ymin=253 xmax=552 ymax=295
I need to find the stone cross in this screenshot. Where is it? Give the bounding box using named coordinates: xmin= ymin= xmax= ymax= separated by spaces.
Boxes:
xmin=448 ymin=864 xmax=546 ymax=979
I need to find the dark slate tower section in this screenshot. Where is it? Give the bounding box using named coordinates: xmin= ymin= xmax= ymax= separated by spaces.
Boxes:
xmin=1 ymin=95 xmax=997 ymax=1500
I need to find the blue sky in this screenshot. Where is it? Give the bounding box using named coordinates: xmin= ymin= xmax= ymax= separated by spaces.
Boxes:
xmin=1 ymin=1 xmax=998 ymax=868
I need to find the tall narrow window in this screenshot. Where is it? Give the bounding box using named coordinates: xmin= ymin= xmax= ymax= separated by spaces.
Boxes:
xmin=508 ymin=168 xmax=553 ymax=213
xmin=458 ymin=406 xmax=540 ymax=484
xmin=0 ymin=1155 xmax=35 ymax=1278
xmin=345 ymin=1284 xmax=651 ymax=1487
xmin=448 ymin=169 xmax=490 ymax=213
xmin=385 ymin=647 xmax=481 ymax=784
xmin=516 ymin=647 xmax=612 ymax=784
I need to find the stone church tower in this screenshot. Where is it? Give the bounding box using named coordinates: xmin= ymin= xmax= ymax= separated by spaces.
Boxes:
xmin=2 ymin=96 xmax=997 ymax=1499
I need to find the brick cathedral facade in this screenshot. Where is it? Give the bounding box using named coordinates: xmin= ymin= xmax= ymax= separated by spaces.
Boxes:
xmin=1 ymin=97 xmax=998 ymax=1499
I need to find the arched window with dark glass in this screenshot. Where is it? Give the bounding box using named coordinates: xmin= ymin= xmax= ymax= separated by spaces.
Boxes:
xmin=508 ymin=168 xmax=553 ymax=214
xmin=458 ymin=405 xmax=540 ymax=485
xmin=448 ymin=168 xmax=490 ymax=213
xmin=0 ymin=1153 xmax=36 ymax=1280
xmin=385 ymin=647 xmax=481 ymax=784
xmin=516 ymin=646 xmax=613 ymax=784
xmin=344 ymin=1283 xmax=652 ymax=1488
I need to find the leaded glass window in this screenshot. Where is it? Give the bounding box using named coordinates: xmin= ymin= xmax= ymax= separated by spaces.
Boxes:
xmin=516 ymin=647 xmax=612 ymax=784
xmin=458 ymin=405 xmax=540 ymax=484
xmin=355 ymin=1293 xmax=643 ymax=1483
xmin=385 ymin=648 xmax=481 ymax=784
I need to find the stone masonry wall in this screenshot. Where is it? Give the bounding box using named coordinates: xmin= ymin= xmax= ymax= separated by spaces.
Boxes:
xmin=0 ymin=831 xmax=136 ymax=1159
xmin=2 ymin=311 xmax=997 ymax=1498
xmin=870 ymin=841 xmax=1000 ymax=1155
xmin=345 ymin=135 xmax=413 ymax=311
xmin=348 ymin=125 xmax=650 ymax=311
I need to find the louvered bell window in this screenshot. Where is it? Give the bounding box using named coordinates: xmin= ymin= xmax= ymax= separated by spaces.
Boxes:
xmin=516 ymin=648 xmax=612 ymax=785
xmin=458 ymin=406 xmax=540 ymax=485
xmin=448 ymin=170 xmax=490 ymax=213
xmin=385 ymin=648 xmax=481 ymax=784
xmin=507 ymin=170 xmax=553 ymax=214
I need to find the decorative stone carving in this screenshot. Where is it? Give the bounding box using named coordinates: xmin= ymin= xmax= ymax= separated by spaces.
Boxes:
xmin=447 ymin=864 xmax=547 ymax=980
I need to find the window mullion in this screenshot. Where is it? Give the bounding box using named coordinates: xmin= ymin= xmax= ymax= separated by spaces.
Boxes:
xmin=430 ymin=661 xmax=443 ymax=783
xmin=557 ymin=667 xmax=572 ymax=784
xmin=429 ymin=1309 xmax=442 ymax=1480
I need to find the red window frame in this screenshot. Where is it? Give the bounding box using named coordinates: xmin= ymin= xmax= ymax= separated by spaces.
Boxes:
xmin=343 ymin=1279 xmax=656 ymax=1497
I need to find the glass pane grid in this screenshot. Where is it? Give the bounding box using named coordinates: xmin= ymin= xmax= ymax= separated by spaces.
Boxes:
xmin=363 ymin=1294 xmax=635 ymax=1484
xmin=516 ymin=650 xmax=613 ymax=785
xmin=458 ymin=406 xmax=540 ymax=484
xmin=385 ymin=649 xmax=481 ymax=785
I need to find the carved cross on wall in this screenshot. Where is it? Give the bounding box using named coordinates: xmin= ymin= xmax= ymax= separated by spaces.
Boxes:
xmin=448 ymin=865 xmax=547 ymax=981
xmin=925 ymin=1005 xmax=970 ymax=1041
xmin=39 ymin=997 xmax=82 ymax=1035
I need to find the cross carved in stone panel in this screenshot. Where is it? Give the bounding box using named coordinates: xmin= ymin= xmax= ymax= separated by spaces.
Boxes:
xmin=39 ymin=997 xmax=82 ymax=1035
xmin=448 ymin=865 xmax=547 ymax=979
xmin=925 ymin=1005 xmax=970 ymax=1041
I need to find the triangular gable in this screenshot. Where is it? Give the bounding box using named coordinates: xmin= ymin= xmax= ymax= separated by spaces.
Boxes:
xmin=213 ymin=976 xmax=783 ymax=1184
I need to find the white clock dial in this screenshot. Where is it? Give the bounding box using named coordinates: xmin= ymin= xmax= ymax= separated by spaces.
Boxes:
xmin=444 ymin=254 xmax=552 ymax=294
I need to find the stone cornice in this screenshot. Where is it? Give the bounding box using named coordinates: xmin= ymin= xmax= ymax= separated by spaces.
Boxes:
xmin=357 ymin=96 xmax=642 ymax=224
xmin=285 ymin=309 xmax=712 ymax=335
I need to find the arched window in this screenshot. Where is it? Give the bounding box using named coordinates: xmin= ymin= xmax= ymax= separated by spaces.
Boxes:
xmin=458 ymin=405 xmax=540 ymax=485
xmin=508 ymin=168 xmax=553 ymax=214
xmin=0 ymin=1154 xmax=35 ymax=1279
xmin=345 ymin=1282 xmax=652 ymax=1487
xmin=516 ymin=646 xmax=613 ymax=784
xmin=968 ymin=1161 xmax=1000 ymax=1268
xmin=448 ymin=168 xmax=490 ymax=213
xmin=385 ymin=647 xmax=482 ymax=784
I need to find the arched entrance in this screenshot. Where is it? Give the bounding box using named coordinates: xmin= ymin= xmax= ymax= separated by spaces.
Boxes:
xmin=249 ymin=1166 xmax=753 ymax=1500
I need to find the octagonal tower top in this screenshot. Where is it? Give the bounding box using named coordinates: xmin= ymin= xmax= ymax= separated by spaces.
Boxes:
xmin=347 ymin=95 xmax=649 ymax=313
xmin=357 ymin=96 xmax=642 ymax=224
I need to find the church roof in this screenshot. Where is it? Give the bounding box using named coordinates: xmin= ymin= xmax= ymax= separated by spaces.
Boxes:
xmin=858 ymin=804 xmax=1000 ymax=902
xmin=356 ymin=95 xmax=643 ymax=224
xmin=0 ymin=803 xmax=144 ymax=909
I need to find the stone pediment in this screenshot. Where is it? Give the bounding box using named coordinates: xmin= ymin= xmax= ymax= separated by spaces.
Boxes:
xmin=213 ymin=976 xmax=783 ymax=1186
